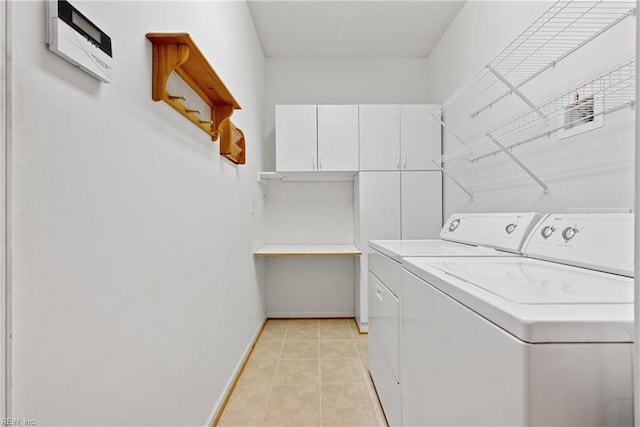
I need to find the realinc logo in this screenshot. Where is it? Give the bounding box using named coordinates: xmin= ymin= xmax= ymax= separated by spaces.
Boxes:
xmin=1 ymin=419 xmax=36 ymax=426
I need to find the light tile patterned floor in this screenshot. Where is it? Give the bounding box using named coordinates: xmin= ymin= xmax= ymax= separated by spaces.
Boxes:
xmin=217 ymin=318 xmax=388 ymax=427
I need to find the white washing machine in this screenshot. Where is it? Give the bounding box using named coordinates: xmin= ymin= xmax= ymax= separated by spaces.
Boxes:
xmin=401 ymin=213 xmax=634 ymax=426
xmin=367 ymin=212 xmax=543 ymax=426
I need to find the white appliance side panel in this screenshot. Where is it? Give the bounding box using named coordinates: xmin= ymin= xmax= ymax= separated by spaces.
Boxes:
xmin=401 ymin=171 xmax=442 ymax=239
xmin=368 ymin=273 xmax=399 ymax=381
xmin=529 ymin=342 xmax=633 ymax=427
xmin=359 ymin=105 xmax=401 ymax=171
xmin=317 ymin=105 xmax=359 ymax=171
xmin=368 ymin=273 xmax=400 ymax=426
xmin=357 ymin=171 xmax=401 ymax=247
xmin=368 ymin=323 xmax=400 ymax=426
xmin=275 ymin=105 xmax=317 ymax=172
xmin=402 ymin=270 xmax=527 ymax=426
xmin=400 ymin=104 xmax=441 ymax=171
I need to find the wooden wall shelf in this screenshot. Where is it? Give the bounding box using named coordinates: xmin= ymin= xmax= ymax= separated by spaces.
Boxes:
xmin=254 ymin=245 xmax=362 ymax=256
xmin=146 ymin=33 xmax=246 ymax=164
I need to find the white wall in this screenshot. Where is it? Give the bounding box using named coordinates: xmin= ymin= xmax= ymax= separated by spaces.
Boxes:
xmin=425 ymin=1 xmax=636 ymax=218
xmin=634 ymin=1 xmax=639 ymax=423
xmin=0 ymin=0 xmax=8 ymax=420
xmin=9 ymin=1 xmax=265 ymax=426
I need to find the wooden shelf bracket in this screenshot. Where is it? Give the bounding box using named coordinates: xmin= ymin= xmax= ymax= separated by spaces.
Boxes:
xmin=146 ymin=33 xmax=246 ymax=164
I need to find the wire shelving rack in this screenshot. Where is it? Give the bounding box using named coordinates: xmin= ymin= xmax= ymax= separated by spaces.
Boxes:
xmin=434 ymin=0 xmax=636 ymax=200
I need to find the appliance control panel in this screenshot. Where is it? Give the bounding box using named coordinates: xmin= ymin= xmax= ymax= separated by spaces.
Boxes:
xmin=524 ymin=213 xmax=634 ymax=277
xmin=439 ymin=212 xmax=543 ymax=253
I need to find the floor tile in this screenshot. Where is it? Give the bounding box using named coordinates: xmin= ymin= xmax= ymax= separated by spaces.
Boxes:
xmin=260 ymin=326 xmax=287 ymax=342
xmin=281 ymin=340 xmax=319 ymax=359
xmin=262 ymin=422 xmax=322 ymax=427
xmin=274 ymin=359 xmax=319 ymax=384
xmin=265 ymin=319 xmax=289 ymax=327
xmin=321 ymin=358 xmax=367 ymax=384
xmin=287 ymin=319 xmax=319 ymax=327
xmin=252 ymin=340 xmax=284 ymax=359
xmin=320 ymin=326 xmax=354 ymax=340
xmin=321 ymin=383 xmax=377 ymax=421
xmin=217 ymin=420 xmax=265 ymax=427
xmin=319 ymin=318 xmax=352 ymax=327
xmin=239 ymin=358 xmax=279 ymax=384
xmin=360 ymin=358 xmax=373 ymax=383
xmin=320 ymin=339 xmax=359 ymax=359
xmin=355 ymin=335 xmax=368 ymax=357
xmin=265 ymin=384 xmax=321 ymax=422
xmin=219 ymin=318 xmax=387 ymax=427
xmin=286 ymin=326 xmax=319 ymax=341
xmin=219 ymin=382 xmax=271 ymax=421
xmin=322 ymin=418 xmax=383 ymax=427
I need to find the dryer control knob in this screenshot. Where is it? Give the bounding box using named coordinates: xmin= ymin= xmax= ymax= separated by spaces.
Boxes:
xmin=449 ymin=219 xmax=461 ymax=232
xmin=541 ymin=225 xmax=555 ymax=238
xmin=562 ymin=226 xmax=579 ymax=241
xmin=505 ymin=223 xmax=517 ymax=234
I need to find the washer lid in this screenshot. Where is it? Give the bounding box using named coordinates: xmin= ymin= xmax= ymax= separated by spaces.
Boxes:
xmin=403 ymin=256 xmax=634 ymax=343
xmin=432 ymin=259 xmax=632 ymax=304
xmin=368 ymin=239 xmax=509 ymax=262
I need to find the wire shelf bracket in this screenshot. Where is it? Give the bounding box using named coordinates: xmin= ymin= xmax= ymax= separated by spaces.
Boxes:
xmin=432 ymin=161 xmax=474 ymax=202
xmin=486 ymin=133 xmax=549 ymax=195
xmin=431 ymin=113 xmax=470 ymax=150
xmin=485 ymin=66 xmax=547 ymax=121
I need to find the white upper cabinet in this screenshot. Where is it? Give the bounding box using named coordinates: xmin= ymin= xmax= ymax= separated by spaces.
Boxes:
xmin=317 ymin=105 xmax=359 ymax=171
xmin=276 ymin=105 xmax=318 ymax=172
xmin=400 ymin=105 xmax=441 ymax=171
xmin=275 ymin=105 xmax=359 ymax=172
xmin=359 ymin=104 xmax=442 ymax=171
xmin=359 ymin=105 xmax=401 ymax=171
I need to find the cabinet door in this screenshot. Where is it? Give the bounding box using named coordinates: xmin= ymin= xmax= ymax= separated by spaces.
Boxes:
xmin=357 ymin=171 xmax=401 ymax=247
xmin=275 ymin=105 xmax=317 ymax=172
xmin=317 ymin=105 xmax=359 ymax=171
xmin=359 ymin=105 xmax=401 ymax=171
xmin=401 ymin=171 xmax=442 ymax=239
xmin=400 ymin=104 xmax=442 ymax=171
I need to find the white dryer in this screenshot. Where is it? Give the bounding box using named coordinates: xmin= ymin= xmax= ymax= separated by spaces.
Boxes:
xmin=401 ymin=213 xmax=634 ymax=426
xmin=367 ymin=212 xmax=542 ymax=426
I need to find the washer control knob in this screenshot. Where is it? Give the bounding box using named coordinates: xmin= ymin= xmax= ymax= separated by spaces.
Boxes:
xmin=505 ymin=223 xmax=517 ymax=234
xmin=449 ymin=219 xmax=461 ymax=232
xmin=541 ymin=225 xmax=555 ymax=238
xmin=562 ymin=226 xmax=579 ymax=241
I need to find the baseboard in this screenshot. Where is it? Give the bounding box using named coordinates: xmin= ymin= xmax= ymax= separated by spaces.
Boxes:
xmin=357 ymin=320 xmax=369 ymax=333
xmin=204 ymin=315 xmax=267 ymax=427
xmin=267 ymin=311 xmax=355 ymax=318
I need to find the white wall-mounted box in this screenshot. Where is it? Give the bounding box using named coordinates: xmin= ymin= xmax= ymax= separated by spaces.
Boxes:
xmin=46 ymin=0 xmax=113 ymax=83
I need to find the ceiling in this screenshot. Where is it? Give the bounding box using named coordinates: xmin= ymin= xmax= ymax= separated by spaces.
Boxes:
xmin=246 ymin=1 xmax=466 ymax=58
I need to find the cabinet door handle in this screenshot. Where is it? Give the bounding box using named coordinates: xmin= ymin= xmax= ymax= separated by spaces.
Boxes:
xmin=376 ymin=285 xmax=384 ymax=302
xmin=312 ymin=155 xmax=317 ymax=170
xmin=395 ymin=154 xmax=400 ymax=169
xmin=403 ymin=155 xmax=407 ymax=169
xmin=319 ymin=155 xmax=323 ymax=170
